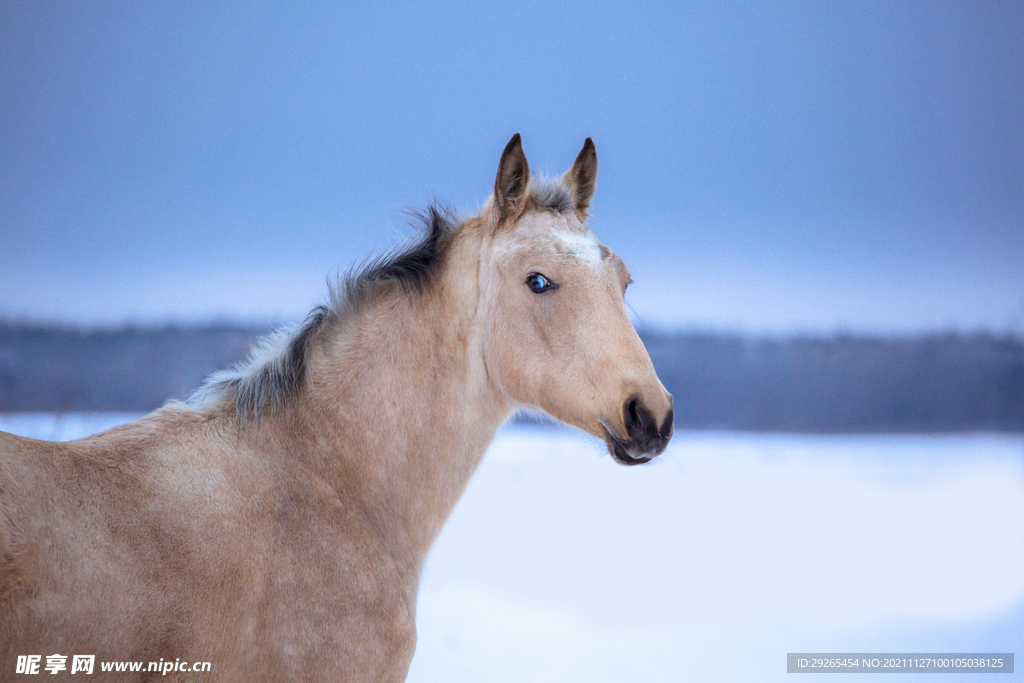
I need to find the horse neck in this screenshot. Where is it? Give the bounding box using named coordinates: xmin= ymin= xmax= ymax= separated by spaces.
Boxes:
xmin=274 ymin=228 xmax=511 ymax=578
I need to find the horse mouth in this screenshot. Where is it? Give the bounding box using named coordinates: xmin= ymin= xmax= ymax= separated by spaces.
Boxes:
xmin=601 ymin=424 xmax=656 ymax=466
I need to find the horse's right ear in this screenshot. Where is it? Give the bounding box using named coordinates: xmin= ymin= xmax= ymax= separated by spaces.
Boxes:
xmin=494 ymin=133 xmax=531 ymax=222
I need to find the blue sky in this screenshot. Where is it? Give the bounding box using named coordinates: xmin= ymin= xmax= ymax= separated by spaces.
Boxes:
xmin=2 ymin=1 xmax=1021 ymax=334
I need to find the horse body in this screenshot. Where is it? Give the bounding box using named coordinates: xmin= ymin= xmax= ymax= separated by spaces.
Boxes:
xmin=0 ymin=135 xmax=673 ymax=681
xmin=1 ymin=412 xmax=416 ymax=680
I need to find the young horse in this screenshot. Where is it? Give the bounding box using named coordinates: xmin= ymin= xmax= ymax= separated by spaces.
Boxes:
xmin=0 ymin=135 xmax=673 ymax=682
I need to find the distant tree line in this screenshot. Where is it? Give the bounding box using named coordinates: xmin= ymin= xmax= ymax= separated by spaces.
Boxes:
xmin=642 ymin=331 xmax=1024 ymax=432
xmin=0 ymin=323 xmax=260 ymax=413
xmin=1 ymin=323 xmax=1022 ymax=432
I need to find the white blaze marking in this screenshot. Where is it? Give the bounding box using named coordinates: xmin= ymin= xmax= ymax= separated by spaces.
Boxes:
xmin=554 ymin=231 xmax=603 ymax=267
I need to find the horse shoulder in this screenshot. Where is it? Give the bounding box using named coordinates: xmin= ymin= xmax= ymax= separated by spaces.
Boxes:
xmin=140 ymin=422 xmax=419 ymax=680
xmin=235 ymin=462 xmax=418 ymax=680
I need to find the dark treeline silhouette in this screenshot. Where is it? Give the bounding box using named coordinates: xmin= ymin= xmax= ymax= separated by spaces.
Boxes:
xmin=0 ymin=323 xmax=260 ymax=413
xmin=643 ymin=331 xmax=1024 ymax=432
xmin=1 ymin=323 xmax=1022 ymax=432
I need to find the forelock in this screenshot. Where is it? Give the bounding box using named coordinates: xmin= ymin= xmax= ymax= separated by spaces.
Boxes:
xmin=529 ymin=177 xmax=575 ymax=214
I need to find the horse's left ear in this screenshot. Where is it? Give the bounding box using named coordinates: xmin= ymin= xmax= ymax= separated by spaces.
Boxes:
xmin=562 ymin=137 xmax=598 ymax=217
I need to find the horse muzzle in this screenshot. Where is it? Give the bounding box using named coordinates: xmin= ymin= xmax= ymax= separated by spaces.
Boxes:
xmin=602 ymin=395 xmax=674 ymax=466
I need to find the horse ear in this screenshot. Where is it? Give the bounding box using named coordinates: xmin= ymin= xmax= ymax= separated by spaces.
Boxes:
xmin=494 ymin=133 xmax=530 ymax=221
xmin=562 ymin=137 xmax=597 ymax=216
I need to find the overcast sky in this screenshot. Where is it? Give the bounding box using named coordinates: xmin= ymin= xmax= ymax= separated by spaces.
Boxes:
xmin=2 ymin=1 xmax=1021 ymax=335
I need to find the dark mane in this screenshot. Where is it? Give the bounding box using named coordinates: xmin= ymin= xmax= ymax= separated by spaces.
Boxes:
xmin=189 ymin=204 xmax=459 ymax=422
xmin=344 ymin=203 xmax=458 ymax=303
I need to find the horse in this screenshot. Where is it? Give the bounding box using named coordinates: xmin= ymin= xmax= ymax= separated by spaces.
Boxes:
xmin=0 ymin=134 xmax=673 ymax=682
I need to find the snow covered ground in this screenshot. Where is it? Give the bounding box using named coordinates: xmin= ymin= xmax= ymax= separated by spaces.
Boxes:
xmin=3 ymin=413 xmax=1021 ymax=681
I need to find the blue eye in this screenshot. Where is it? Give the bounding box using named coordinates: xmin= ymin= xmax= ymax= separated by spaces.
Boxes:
xmin=526 ymin=273 xmax=557 ymax=293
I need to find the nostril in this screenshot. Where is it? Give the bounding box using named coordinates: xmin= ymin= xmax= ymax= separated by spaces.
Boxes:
xmin=624 ymin=396 xmax=642 ymax=437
